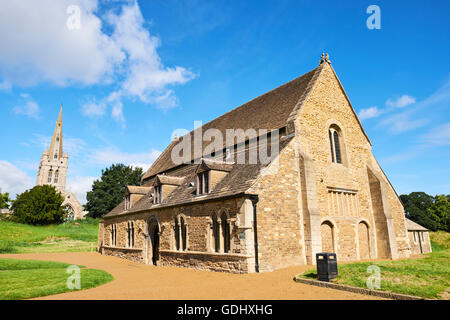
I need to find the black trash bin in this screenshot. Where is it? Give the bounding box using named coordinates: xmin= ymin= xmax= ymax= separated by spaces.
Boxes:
xmin=316 ymin=253 xmax=338 ymax=282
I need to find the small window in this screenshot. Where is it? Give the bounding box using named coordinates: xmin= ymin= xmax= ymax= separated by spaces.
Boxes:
xmin=413 ymin=232 xmax=417 ymax=243
xmin=197 ymin=171 xmax=210 ymax=195
xmin=125 ymin=195 xmax=131 ymax=210
xmin=328 ymin=125 xmax=344 ymax=164
xmin=154 ymin=185 xmax=162 ymax=204
xmin=127 ymin=222 xmax=135 ymax=248
xmin=47 ymin=170 xmax=53 ymax=183
xmin=111 ymin=224 xmax=117 ymax=246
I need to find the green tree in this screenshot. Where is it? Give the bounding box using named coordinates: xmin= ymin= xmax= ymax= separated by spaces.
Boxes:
xmin=85 ymin=164 xmax=143 ymax=218
xmin=10 ymin=185 xmax=65 ymax=225
xmin=0 ymin=192 xmax=11 ymax=209
xmin=428 ymin=194 xmax=450 ymax=232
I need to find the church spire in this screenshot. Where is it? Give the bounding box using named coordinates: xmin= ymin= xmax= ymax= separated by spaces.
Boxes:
xmin=48 ymin=105 xmax=64 ymax=160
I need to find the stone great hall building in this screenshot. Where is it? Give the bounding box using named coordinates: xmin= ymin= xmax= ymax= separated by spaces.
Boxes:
xmin=98 ymin=55 xmax=414 ymax=273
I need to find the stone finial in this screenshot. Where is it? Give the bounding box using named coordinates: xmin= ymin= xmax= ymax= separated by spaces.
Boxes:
xmin=319 ymin=53 xmax=331 ymax=65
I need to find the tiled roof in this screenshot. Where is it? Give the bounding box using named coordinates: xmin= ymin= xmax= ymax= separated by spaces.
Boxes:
xmin=126 ymin=186 xmax=152 ymax=195
xmin=142 ymin=67 xmax=319 ymax=181
xmin=405 ymin=218 xmax=429 ymax=231
xmin=102 ymin=137 xmax=293 ymax=219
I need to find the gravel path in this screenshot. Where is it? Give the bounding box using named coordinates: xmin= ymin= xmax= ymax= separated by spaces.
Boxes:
xmin=0 ymin=252 xmax=382 ymax=300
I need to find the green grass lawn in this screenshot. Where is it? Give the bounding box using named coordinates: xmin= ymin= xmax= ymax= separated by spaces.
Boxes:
xmin=0 ymin=258 xmax=113 ymax=300
xmin=0 ymin=219 xmax=99 ymax=254
xmin=297 ymin=231 xmax=450 ymax=299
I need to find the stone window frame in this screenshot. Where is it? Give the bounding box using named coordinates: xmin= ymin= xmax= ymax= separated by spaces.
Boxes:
xmin=54 ymin=170 xmax=59 ymax=184
xmin=173 ymin=214 xmax=189 ymax=251
xmin=153 ymin=185 xmax=162 ymax=204
xmin=413 ymin=231 xmax=417 ymax=244
xmin=110 ymin=224 xmax=117 ymax=247
xmin=125 ymin=194 xmax=131 ymax=210
xmin=208 ymin=209 xmax=234 ymax=254
xmin=197 ymin=170 xmax=210 ymax=195
xmin=325 ymin=120 xmax=349 ymax=167
xmin=319 ymin=217 xmax=338 ymax=255
xmin=47 ymin=169 xmax=53 ymax=183
xmin=127 ymin=221 xmax=135 ymax=248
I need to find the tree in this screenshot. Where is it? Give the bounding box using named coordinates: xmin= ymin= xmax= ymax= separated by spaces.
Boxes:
xmin=0 ymin=192 xmax=11 ymax=209
xmin=10 ymin=185 xmax=65 ymax=225
xmin=85 ymin=164 xmax=143 ymax=218
xmin=400 ymin=192 xmax=450 ymax=232
xmin=428 ymin=194 xmax=450 ymax=232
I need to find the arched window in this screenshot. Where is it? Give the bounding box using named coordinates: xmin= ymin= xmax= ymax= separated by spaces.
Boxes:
xmin=174 ymin=215 xmax=187 ymax=251
xmin=54 ymin=170 xmax=59 ymax=183
xmin=47 ymin=169 xmax=53 ymax=183
xmin=111 ymin=224 xmax=117 ymax=246
xmin=180 ymin=216 xmax=187 ymax=251
xmin=221 ymin=212 xmax=231 ymax=253
xmin=212 ymin=214 xmax=220 ymax=253
xmin=174 ymin=217 xmax=180 ymax=250
xmin=328 ymin=125 xmax=344 ymax=164
xmin=127 ymin=222 xmax=135 ymax=248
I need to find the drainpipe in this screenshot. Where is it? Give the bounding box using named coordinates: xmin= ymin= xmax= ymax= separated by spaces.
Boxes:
xmin=251 ymin=196 xmax=259 ymax=273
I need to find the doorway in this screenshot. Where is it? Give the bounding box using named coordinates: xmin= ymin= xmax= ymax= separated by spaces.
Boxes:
xmin=148 ymin=219 xmax=160 ymax=266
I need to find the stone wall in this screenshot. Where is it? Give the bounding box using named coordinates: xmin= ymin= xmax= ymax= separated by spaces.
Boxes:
xmin=99 ymin=196 xmax=257 ymax=273
xmin=293 ymin=62 xmax=410 ymax=261
xmin=407 ymin=231 xmax=432 ymax=254
xmin=248 ymin=138 xmax=306 ymax=271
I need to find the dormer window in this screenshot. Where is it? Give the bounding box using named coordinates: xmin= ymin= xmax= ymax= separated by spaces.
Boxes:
xmin=125 ymin=194 xmax=131 ymax=210
xmin=197 ymin=171 xmax=209 ymax=195
xmin=154 ymin=185 xmax=162 ymax=204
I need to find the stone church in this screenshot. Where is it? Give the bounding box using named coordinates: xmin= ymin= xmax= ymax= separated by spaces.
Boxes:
xmin=36 ymin=107 xmax=86 ymax=220
xmin=98 ymin=55 xmax=414 ymax=273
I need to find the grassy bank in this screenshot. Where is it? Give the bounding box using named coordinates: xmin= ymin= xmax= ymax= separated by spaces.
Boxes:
xmin=297 ymin=231 xmax=450 ymax=299
xmin=0 ymin=219 xmax=99 ymax=254
xmin=0 ymin=258 xmax=113 ymax=300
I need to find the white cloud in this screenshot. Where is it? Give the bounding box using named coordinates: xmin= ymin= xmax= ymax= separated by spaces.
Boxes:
xmin=13 ymin=93 xmax=40 ymax=118
xmin=421 ymin=122 xmax=450 ymax=146
xmin=386 ymin=95 xmax=416 ymax=108
xmin=81 ymin=100 xmax=107 ymax=117
xmin=358 ymin=106 xmax=382 ymax=121
xmin=0 ymin=0 xmax=124 ymax=87
xmin=0 ymin=1 xmax=196 ymax=124
xmin=88 ymin=147 xmax=161 ymax=171
xmin=66 ymin=175 xmax=97 ymax=204
xmin=380 ymin=112 xmax=428 ymax=133
xmin=0 ymin=161 xmax=33 ymax=197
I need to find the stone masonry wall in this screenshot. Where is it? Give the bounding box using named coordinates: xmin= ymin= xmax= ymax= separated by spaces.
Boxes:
xmin=99 ymin=196 xmax=256 ymax=273
xmin=294 ymin=62 xmax=410 ymax=261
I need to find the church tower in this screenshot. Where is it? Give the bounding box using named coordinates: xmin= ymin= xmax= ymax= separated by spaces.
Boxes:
xmin=36 ymin=105 xmax=69 ymax=192
xmin=36 ymin=106 xmax=86 ymax=220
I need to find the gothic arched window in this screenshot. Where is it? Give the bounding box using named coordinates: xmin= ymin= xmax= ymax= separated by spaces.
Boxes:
xmin=328 ymin=125 xmax=345 ymax=164
xmin=174 ymin=217 xmax=180 ymax=250
xmin=221 ymin=212 xmax=231 ymax=253
xmin=54 ymin=170 xmax=59 ymax=183
xmin=47 ymin=169 xmax=53 ymax=183
xmin=180 ymin=216 xmax=187 ymax=251
xmin=212 ymin=214 xmax=220 ymax=253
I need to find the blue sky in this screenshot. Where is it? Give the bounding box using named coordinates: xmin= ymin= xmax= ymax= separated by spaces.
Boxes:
xmin=0 ymin=0 xmax=449 ymax=203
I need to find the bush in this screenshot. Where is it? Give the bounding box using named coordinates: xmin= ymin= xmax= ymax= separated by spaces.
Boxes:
xmin=10 ymin=185 xmax=65 ymax=225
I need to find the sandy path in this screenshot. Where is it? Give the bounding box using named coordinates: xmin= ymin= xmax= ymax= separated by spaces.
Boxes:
xmin=0 ymin=252 xmax=382 ymax=300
